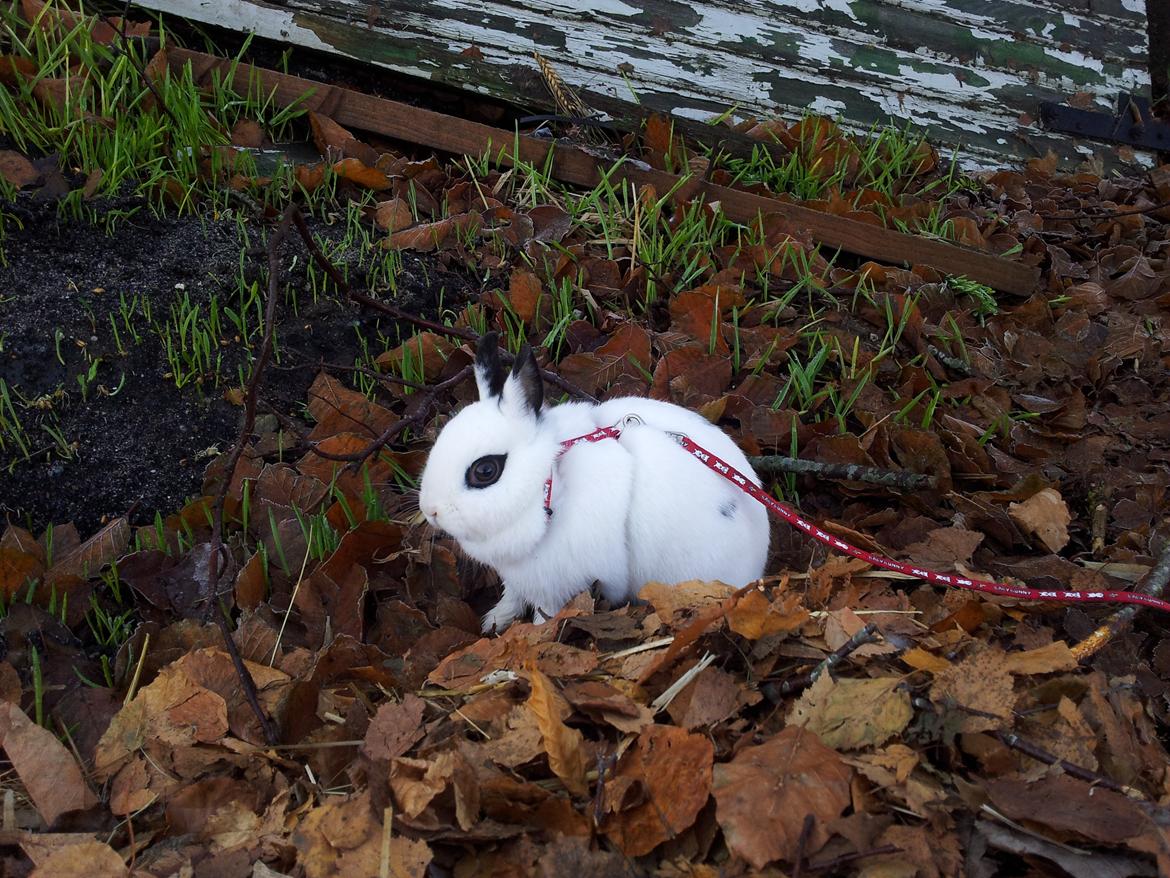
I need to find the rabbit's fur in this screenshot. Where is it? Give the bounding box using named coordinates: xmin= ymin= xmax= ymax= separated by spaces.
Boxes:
xmin=419 ymin=334 xmax=769 ymax=631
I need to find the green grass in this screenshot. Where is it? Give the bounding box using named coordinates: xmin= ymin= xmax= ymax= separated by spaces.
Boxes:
xmin=0 ymin=1 xmax=308 ymax=223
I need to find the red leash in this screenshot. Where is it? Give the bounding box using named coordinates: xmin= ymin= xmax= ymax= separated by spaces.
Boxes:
xmin=548 ymin=423 xmax=1170 ymax=613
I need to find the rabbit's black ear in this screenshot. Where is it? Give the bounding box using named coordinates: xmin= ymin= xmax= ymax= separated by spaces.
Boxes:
xmin=474 ymin=332 xmax=505 ymax=400
xmin=501 ymin=344 xmax=544 ymax=420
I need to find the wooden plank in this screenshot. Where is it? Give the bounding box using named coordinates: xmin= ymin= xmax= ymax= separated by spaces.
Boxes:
xmin=169 ymin=48 xmax=1039 ymax=295
xmin=133 ymin=0 xmax=1152 ymax=170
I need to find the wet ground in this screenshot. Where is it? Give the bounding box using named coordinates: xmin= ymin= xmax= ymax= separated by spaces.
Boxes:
xmin=0 ymin=197 xmax=475 ymax=535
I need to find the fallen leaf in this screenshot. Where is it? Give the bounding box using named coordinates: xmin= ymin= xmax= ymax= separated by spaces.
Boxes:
xmin=788 ymin=674 xmax=912 ymax=750
xmin=29 ymin=841 xmax=127 ymax=877
xmin=601 ymin=724 xmax=713 ymax=856
xmin=0 ymin=701 xmax=99 ymax=824
xmin=1001 ymin=640 xmax=1077 ymax=675
xmin=362 ymin=694 xmax=426 ymax=762
xmin=984 ymin=774 xmax=1147 ymax=844
xmin=295 ymin=790 xmax=431 ymax=878
xmin=726 ymin=586 xmax=808 ymax=639
xmin=526 ymin=667 xmax=587 ymax=796
xmin=506 ymin=269 xmax=543 ymax=323
xmin=713 ymin=726 xmax=852 ymax=868
xmin=0 ymin=150 xmax=39 ymax=187
xmin=1009 ymin=488 xmax=1071 ymax=553
xmin=929 ymin=648 xmax=1014 ymax=734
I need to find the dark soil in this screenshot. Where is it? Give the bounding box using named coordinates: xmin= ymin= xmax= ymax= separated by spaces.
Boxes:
xmin=0 ymin=198 xmax=476 ymax=535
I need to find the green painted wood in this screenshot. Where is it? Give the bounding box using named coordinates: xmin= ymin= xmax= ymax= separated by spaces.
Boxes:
xmin=132 ymin=0 xmax=1153 ymax=169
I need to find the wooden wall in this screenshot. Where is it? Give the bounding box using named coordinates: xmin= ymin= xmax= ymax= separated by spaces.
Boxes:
xmin=133 ymin=0 xmax=1153 ymax=168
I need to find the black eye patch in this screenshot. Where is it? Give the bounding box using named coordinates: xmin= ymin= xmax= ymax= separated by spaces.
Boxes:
xmin=466 ymin=454 xmax=506 ymax=488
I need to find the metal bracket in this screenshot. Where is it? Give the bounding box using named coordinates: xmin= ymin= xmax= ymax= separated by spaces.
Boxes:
xmin=1039 ymin=93 xmax=1170 ymax=151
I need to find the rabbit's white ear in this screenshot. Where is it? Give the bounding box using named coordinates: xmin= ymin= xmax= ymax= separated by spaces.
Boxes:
xmin=475 ymin=332 xmax=505 ymax=400
xmin=500 ymin=345 xmax=543 ymax=421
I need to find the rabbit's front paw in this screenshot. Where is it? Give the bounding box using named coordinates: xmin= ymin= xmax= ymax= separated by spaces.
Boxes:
xmin=481 ymin=604 xmax=517 ymax=634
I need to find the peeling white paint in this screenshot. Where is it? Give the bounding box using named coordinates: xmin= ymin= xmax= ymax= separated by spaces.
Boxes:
xmin=807 ymin=95 xmax=847 ymax=116
xmin=132 ymin=0 xmax=1153 ymax=169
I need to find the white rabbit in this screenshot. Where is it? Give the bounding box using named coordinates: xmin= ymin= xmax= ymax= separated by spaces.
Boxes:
xmin=419 ymin=333 xmax=770 ymax=632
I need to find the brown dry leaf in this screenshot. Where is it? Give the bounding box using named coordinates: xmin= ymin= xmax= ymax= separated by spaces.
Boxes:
xmin=0 ymin=149 xmax=39 ymax=188
xmin=296 ymin=432 xmax=396 ymax=495
xmin=984 ymin=774 xmax=1148 ymax=845
xmin=94 ymin=655 xmax=230 ymax=783
xmin=332 ymin=156 xmax=392 ymax=190
xmin=651 ymin=345 xmax=732 ymax=404
xmin=295 ymin=790 xmax=431 ymax=878
xmin=788 ymin=674 xmax=912 ymax=751
xmin=1001 ymin=640 xmax=1076 ymax=675
xmin=506 ymin=269 xmax=543 ymax=323
xmin=600 ymin=724 xmax=714 ymax=856
xmin=0 ymin=701 xmax=99 ymax=824
xmin=713 ymin=726 xmax=852 ymax=868
xmin=900 ymin=647 xmax=951 ymax=673
xmin=386 ymin=212 xmax=481 ymax=251
xmin=29 ymin=841 xmax=127 ymax=877
xmin=477 ymin=705 xmax=546 ymax=768
xmin=389 ymin=749 xmax=479 ymax=830
xmin=669 ymin=285 xmax=745 ymax=351
xmin=230 ymin=119 xmax=263 ymax=147
xmin=44 ymin=516 xmax=129 ymax=587
xmin=1008 ymin=488 xmax=1071 ymax=553
xmin=309 ymin=111 xmax=378 ymax=165
xmin=233 ymin=550 xmax=266 ymax=610
xmin=824 ymin=607 xmax=895 ymax=657
xmin=362 ymin=693 xmax=426 ymax=762
xmin=306 ymin=370 xmax=399 ymax=442
xmin=296 ymin=163 xmax=326 ymax=192
xmin=374 ymin=196 xmax=414 ymax=232
xmin=929 ymin=647 xmax=1014 ymax=733
xmin=726 ymin=586 xmax=808 ymax=639
xmin=903 ymin=526 xmax=984 ymax=570
xmin=526 ymin=666 xmax=588 ymax=796
xmin=0 ymin=547 xmax=42 ymax=598
xmin=374 ymin=332 xmax=456 ymax=382
xmin=0 ymin=54 xmax=37 ymax=86
xmin=639 ymin=580 xmax=734 ymax=628
xmin=528 ymin=203 xmax=572 ymax=242
xmin=666 ymin=665 xmax=747 ymax=729
xmin=30 ymin=76 xmax=87 ymax=112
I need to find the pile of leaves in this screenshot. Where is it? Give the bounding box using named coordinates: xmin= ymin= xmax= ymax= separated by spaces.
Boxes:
xmin=2 ymin=2 xmax=1170 ymax=875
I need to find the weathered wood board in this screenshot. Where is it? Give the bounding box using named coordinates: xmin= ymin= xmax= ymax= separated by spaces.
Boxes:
xmin=133 ymin=0 xmax=1153 ymax=169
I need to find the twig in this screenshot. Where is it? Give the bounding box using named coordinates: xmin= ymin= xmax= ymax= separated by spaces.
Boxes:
xmin=807 ymin=844 xmax=902 ymax=873
xmin=1038 ymin=198 xmax=1170 ymax=221
xmin=205 ymin=207 xmax=293 ymax=618
xmin=992 ymin=730 xmax=1145 ymax=799
xmin=761 ymin=623 xmax=879 ymax=701
xmin=592 ymin=752 xmax=618 ymax=828
xmin=289 ymin=206 xmax=598 ymax=402
xmin=307 ymin=365 xmax=472 ymax=468
xmin=379 ymin=806 xmax=393 ymax=878
xmin=1071 ymin=538 xmax=1170 ymax=662
xmin=101 ymin=2 xmax=182 ymax=132
xmin=792 ymin=814 xmax=815 ymax=877
xmin=199 ymin=205 xmax=294 ymax=747
xmin=748 ymin=456 xmax=938 ymax=490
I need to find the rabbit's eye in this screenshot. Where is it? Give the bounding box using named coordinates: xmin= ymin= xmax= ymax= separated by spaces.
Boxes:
xmin=466 ymin=454 xmax=506 ymax=488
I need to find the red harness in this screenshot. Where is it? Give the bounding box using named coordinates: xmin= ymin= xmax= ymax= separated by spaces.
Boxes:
xmin=546 ymin=423 xmax=1170 ymax=614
